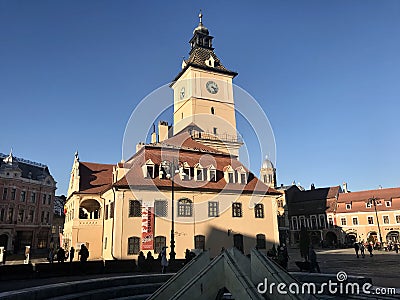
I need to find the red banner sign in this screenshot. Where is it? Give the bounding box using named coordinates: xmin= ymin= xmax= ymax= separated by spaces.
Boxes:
xmin=141 ymin=204 xmax=154 ymax=250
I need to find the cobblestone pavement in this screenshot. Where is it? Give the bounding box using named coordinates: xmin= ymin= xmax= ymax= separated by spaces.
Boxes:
xmin=287 ymin=247 xmax=400 ymax=288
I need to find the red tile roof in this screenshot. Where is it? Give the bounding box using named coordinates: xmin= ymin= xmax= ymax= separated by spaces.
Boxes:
xmin=117 ymin=145 xmax=280 ymax=195
xmin=78 ymin=161 xmax=114 ymax=194
xmin=336 ymin=187 xmax=400 ymax=213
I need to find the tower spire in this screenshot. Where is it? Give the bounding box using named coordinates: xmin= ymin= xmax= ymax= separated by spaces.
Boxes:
xmin=199 ymin=10 xmax=203 ymax=24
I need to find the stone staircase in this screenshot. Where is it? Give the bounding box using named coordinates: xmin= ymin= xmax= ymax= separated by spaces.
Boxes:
xmin=0 ymin=274 xmax=172 ymax=300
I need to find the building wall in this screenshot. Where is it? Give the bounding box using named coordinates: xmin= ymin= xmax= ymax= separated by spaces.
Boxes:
xmin=0 ymin=176 xmax=55 ymax=253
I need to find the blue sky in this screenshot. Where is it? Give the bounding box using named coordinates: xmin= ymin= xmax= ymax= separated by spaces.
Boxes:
xmin=1 ymin=1 xmax=399 ymax=195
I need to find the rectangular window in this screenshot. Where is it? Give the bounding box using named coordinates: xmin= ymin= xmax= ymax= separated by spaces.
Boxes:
xmin=328 ymin=217 xmax=333 ymax=228
xmin=43 ymin=194 xmax=46 ymax=205
xmin=310 ymin=216 xmax=317 ymax=229
xmin=292 ymin=217 xmax=298 ymax=230
xmin=127 ymin=237 xmax=140 ymax=255
xmin=0 ymin=208 xmax=4 ymax=222
xmin=110 ymin=202 xmax=114 ymax=218
xmin=28 ymin=210 xmax=34 ymax=223
xmin=213 ymin=127 xmax=217 ymax=135
xmin=146 ymin=165 xmax=154 ymax=178
xmin=208 ymin=201 xmax=219 ymax=217
xmin=240 ymin=173 xmax=246 ymax=184
xmin=346 ymin=204 xmax=352 ymax=210
xmin=385 ymin=201 xmax=391 ymax=207
xmin=383 ymin=216 xmax=390 ymax=224
xmin=11 ymin=188 xmax=16 ymax=200
xmin=319 ymin=215 xmax=326 ymax=228
xmin=105 ymin=205 xmax=109 ymax=220
xmin=46 ymin=211 xmax=50 ymax=224
xmin=396 ymin=215 xmax=400 ymax=224
xmin=196 ymin=168 xmax=204 ymax=181
xmin=154 ymin=200 xmax=167 ymax=217
xmin=228 ymin=172 xmax=234 ymax=183
xmin=104 ymin=237 xmax=107 ymax=250
xmin=41 ymin=211 xmax=45 ymax=223
xmin=7 ymin=208 xmax=13 ymax=222
xmin=52 ymin=226 xmax=56 ymax=234
xmin=154 ymin=236 xmax=166 ymax=254
xmin=368 ymin=216 xmax=374 ymax=224
xmin=194 ymin=235 xmax=205 ymax=250
xmin=352 ymin=217 xmax=358 ymax=225
xmin=2 ymin=188 xmax=7 ymax=200
xmin=341 ymin=217 xmax=347 ymax=226
xmin=256 ymin=234 xmax=266 ymax=249
xmin=232 ymin=203 xmax=242 ymax=217
xmin=31 ymin=192 xmax=36 ymax=203
xmin=20 ymin=191 xmax=26 ymax=202
xmin=128 ymin=200 xmax=142 ymax=217
xmin=366 ymin=202 xmax=372 ymax=208
xmin=209 ymin=169 xmax=216 ymax=182
xmin=18 ymin=209 xmax=24 ymax=222
xmin=47 ymin=195 xmax=51 ymax=205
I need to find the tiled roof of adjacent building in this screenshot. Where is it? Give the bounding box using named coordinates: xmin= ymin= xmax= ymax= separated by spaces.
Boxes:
xmin=336 ymin=187 xmax=400 ymax=213
xmin=78 ymin=161 xmax=114 ymax=194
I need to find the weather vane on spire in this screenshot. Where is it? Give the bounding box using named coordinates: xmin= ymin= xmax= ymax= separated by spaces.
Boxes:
xmin=199 ymin=10 xmax=203 ymax=24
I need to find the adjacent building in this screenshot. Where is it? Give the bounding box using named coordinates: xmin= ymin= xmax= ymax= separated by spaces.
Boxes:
xmin=336 ymin=187 xmax=400 ymax=245
xmin=0 ymin=151 xmax=56 ymax=253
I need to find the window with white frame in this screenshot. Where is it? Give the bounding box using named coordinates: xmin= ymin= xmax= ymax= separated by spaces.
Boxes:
xmin=396 ymin=215 xmax=400 ymax=224
xmin=208 ymin=166 xmax=217 ymax=182
xmin=236 ymin=167 xmax=247 ymax=185
xmin=346 ymin=203 xmax=352 ymax=210
xmin=328 ymin=217 xmax=333 ymax=227
xmin=367 ymin=216 xmax=374 ymax=224
xmin=352 ymin=217 xmax=358 ymax=225
xmin=341 ymin=217 xmax=347 ymax=226
xmin=310 ymin=215 xmax=317 ymax=229
xmin=194 ymin=164 xmax=204 ymax=181
xmin=319 ymin=215 xmax=326 ymax=228
xmin=383 ymin=215 xmax=390 ymax=224
xmin=182 ymin=162 xmax=191 ymax=180
xmin=366 ymin=202 xmax=372 ymax=208
xmin=178 ymin=198 xmax=192 ymax=217
xmin=299 ymin=216 xmax=306 ymax=228
xmin=142 ymin=159 xmax=155 ymax=178
xmin=292 ymin=216 xmax=298 ymax=230
xmin=385 ymin=201 xmax=392 ymax=207
xmin=254 ymin=204 xmax=264 ymax=218
xmin=224 ymin=166 xmax=235 ymax=183
xmin=208 ymin=201 xmax=219 ymax=217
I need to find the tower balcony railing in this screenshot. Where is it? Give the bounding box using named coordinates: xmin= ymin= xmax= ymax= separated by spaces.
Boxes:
xmin=190 ymin=130 xmax=243 ymax=144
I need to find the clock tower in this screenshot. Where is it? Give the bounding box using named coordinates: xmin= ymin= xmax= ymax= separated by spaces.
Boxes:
xmin=171 ymin=12 xmax=242 ymax=156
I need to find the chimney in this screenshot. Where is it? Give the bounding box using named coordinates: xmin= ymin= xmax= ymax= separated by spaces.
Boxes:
xmin=158 ymin=121 xmax=171 ymax=142
xmin=136 ymin=142 xmax=145 ymax=153
xmin=150 ymin=123 xmax=157 ymax=143
xmin=311 ymin=183 xmax=315 ymax=190
xmin=343 ymin=182 xmax=348 ymax=193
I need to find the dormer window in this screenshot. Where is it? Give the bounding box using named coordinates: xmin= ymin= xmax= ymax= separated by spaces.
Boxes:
xmin=182 ymin=162 xmax=191 ymax=180
xmin=224 ymin=165 xmax=235 ymax=183
xmin=194 ymin=163 xmax=205 ymax=181
xmin=366 ymin=202 xmax=372 ymax=208
xmin=142 ymin=159 xmax=155 ymax=179
xmin=236 ymin=167 xmax=248 ymax=185
xmin=207 ymin=165 xmax=217 ymax=182
xmin=386 ymin=201 xmax=392 ymax=207
xmin=346 ymin=203 xmax=352 ymax=210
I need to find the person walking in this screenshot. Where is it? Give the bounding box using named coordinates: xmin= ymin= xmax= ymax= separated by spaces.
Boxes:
xmin=69 ymin=247 xmax=75 ymax=262
xmin=161 ymin=246 xmax=168 ymax=274
xmin=57 ymin=247 xmax=65 ymax=263
xmin=354 ymin=242 xmax=360 ymax=258
xmin=359 ymin=242 xmax=365 ymax=258
xmin=394 ymin=243 xmax=399 ymax=254
xmin=309 ymin=246 xmax=320 ymax=273
xmin=367 ymin=243 xmax=373 ymax=257
xmin=78 ymin=244 xmax=89 ymax=262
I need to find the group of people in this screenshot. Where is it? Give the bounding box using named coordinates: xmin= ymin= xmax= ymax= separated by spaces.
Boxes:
xmin=354 ymin=242 xmax=374 ymax=258
xmin=137 ymin=246 xmax=169 ymax=273
xmin=48 ymin=244 xmax=89 ymax=263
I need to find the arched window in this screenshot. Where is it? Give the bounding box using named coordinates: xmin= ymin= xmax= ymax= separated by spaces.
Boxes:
xmin=129 ymin=200 xmax=142 ymax=217
xmin=256 ymin=234 xmax=266 ymax=249
xmin=232 ymin=203 xmax=242 ymax=217
xmin=154 ymin=236 xmax=166 ymax=254
xmin=255 ymin=204 xmax=264 ymax=218
xmin=195 ymin=235 xmax=205 ymax=250
xmin=211 ymin=107 xmax=215 ymax=114
xmin=178 ymin=198 xmax=192 ymax=217
xmin=127 ymin=236 xmax=140 ymax=255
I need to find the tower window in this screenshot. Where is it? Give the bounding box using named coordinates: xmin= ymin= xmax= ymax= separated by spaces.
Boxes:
xmin=213 ymin=127 xmax=217 ymax=135
xmin=211 ymin=107 xmax=215 ymax=114
xmin=181 ymin=112 xmax=184 ymax=120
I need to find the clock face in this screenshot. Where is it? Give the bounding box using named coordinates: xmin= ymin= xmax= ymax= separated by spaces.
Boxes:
xmin=206 ymin=81 xmax=219 ymax=94
xmin=180 ymin=87 xmax=185 ymax=99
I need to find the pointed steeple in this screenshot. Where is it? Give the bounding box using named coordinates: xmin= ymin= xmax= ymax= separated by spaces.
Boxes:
xmin=190 ymin=10 xmax=213 ymax=51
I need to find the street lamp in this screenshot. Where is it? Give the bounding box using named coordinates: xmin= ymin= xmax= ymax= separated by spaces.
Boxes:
xmin=161 ymin=159 xmax=180 ymax=261
xmin=368 ymin=197 xmax=383 ymax=247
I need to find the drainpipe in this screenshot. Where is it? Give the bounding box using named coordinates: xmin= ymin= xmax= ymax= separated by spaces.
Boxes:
xmin=111 ymin=187 xmax=117 ymax=260
xmin=99 ymin=194 xmax=106 ymax=260
xmin=120 ymin=190 xmax=125 ymax=259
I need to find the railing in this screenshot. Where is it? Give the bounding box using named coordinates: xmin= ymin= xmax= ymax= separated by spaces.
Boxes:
xmin=190 ymin=130 xmax=243 ymax=143
xmin=78 ymin=219 xmax=101 ymax=226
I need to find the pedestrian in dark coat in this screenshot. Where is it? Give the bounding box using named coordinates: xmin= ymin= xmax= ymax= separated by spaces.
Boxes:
xmin=69 ymin=247 xmax=75 ymax=262
xmin=354 ymin=242 xmax=360 ymax=258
